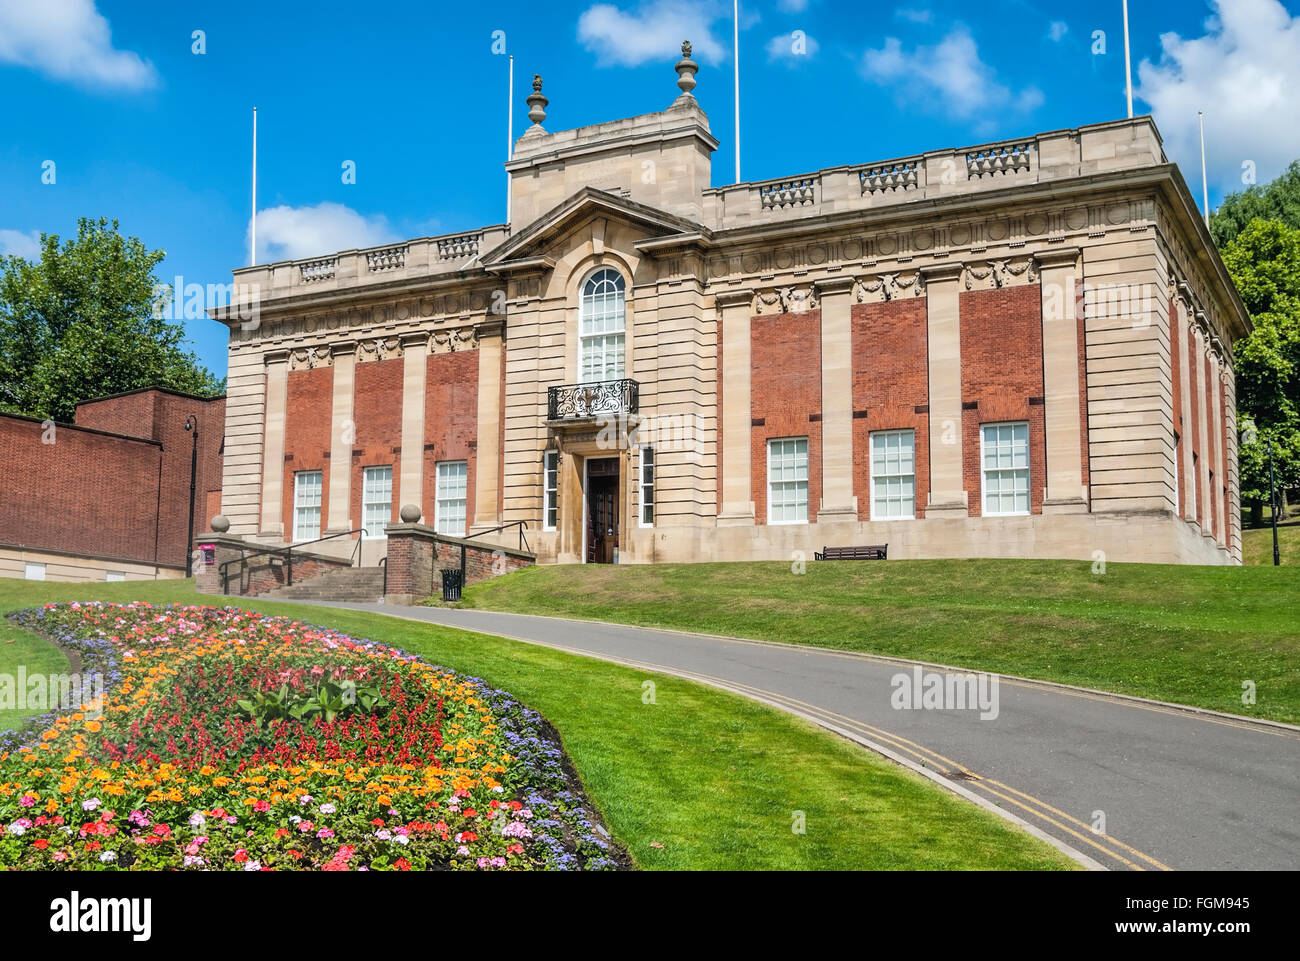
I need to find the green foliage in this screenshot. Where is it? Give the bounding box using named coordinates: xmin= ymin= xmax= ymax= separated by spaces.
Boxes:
xmin=1211 ymin=160 xmax=1300 ymax=247
xmin=1219 ymin=218 xmax=1300 ymax=503
xmin=0 ymin=217 xmax=223 ymax=422
xmin=236 ymin=679 xmax=391 ymax=729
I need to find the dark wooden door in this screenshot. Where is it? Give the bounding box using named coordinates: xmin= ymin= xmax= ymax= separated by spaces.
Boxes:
xmin=586 ymin=460 xmax=619 ymax=564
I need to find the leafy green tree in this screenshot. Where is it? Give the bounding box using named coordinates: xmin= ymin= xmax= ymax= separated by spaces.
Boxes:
xmin=1220 ymin=217 xmax=1300 ymax=522
xmin=1211 ymin=160 xmax=1300 ymax=248
xmin=0 ymin=217 xmax=222 ymax=422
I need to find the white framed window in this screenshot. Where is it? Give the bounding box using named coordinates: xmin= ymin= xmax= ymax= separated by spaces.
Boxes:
xmin=293 ymin=470 xmax=323 ymax=541
xmin=870 ymin=429 xmax=916 ymax=520
xmin=435 ymin=460 xmax=468 ymax=537
xmin=579 ymin=267 xmax=626 ymax=383
xmin=105 ymin=571 xmax=125 ymax=582
xmin=543 ymin=450 xmax=558 ymax=531
xmin=362 ymin=465 xmax=393 ymax=538
xmin=767 ymin=437 xmax=809 ymax=525
xmin=639 ymin=446 xmax=655 ymax=527
xmin=24 ymin=562 xmax=45 ymax=581
xmin=981 ymin=422 xmax=1030 ymax=516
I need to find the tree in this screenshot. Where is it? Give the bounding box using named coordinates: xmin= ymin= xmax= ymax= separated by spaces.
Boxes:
xmin=1220 ymin=218 xmax=1300 ymax=522
xmin=1211 ymin=160 xmax=1300 ymax=248
xmin=0 ymin=217 xmax=223 ymax=423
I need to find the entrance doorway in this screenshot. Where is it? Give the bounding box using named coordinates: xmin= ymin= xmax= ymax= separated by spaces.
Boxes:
xmin=585 ymin=457 xmax=619 ymax=563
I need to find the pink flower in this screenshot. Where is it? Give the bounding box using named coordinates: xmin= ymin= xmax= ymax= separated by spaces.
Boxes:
xmin=18 ymin=796 xmax=35 ymax=808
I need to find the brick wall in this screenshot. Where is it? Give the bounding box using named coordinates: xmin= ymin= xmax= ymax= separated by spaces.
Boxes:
xmin=1169 ymin=298 xmax=1185 ymax=514
xmin=959 ymin=285 xmax=1047 ymax=516
xmin=194 ymin=536 xmax=352 ymax=596
xmin=851 ymin=299 xmax=930 ymax=519
xmin=432 ymin=537 xmax=533 ymax=585
xmin=282 ymin=367 xmax=334 ymax=536
xmin=423 ymin=350 xmax=479 ymax=526
xmin=1188 ymin=326 xmax=1202 ymax=524
xmin=0 ymin=415 xmax=163 ymax=564
xmin=350 ymin=358 xmax=403 ymax=532
xmin=750 ymin=311 xmax=822 ymax=525
xmin=74 ymin=390 xmax=226 ymax=569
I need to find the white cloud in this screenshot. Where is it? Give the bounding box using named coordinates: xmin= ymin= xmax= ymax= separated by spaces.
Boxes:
xmin=862 ymin=27 xmax=1042 ymax=119
xmin=0 ymin=229 xmax=41 ymax=260
xmin=1137 ymin=0 xmax=1300 ymax=189
xmin=1048 ymin=21 xmax=1069 ymax=42
xmin=0 ymin=0 xmax=156 ymax=91
xmin=577 ymin=0 xmax=730 ymax=66
xmin=251 ymin=203 xmax=398 ymax=264
xmin=895 ymin=8 xmax=933 ymax=24
xmin=766 ymin=31 xmax=819 ymax=64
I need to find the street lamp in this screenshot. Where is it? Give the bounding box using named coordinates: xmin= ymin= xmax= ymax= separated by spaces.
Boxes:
xmin=184 ymin=415 xmax=199 ymax=577
xmin=1265 ymin=437 xmax=1281 ymax=566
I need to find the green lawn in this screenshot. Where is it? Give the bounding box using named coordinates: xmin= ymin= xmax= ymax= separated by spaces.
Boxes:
xmin=1243 ymin=518 xmax=1300 ymax=566
xmin=0 ymin=577 xmax=1072 ymax=871
xmin=458 ymin=558 xmax=1300 ymax=725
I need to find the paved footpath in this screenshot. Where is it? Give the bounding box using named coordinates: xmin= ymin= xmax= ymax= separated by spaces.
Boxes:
xmin=271 ymin=599 xmax=1300 ymax=871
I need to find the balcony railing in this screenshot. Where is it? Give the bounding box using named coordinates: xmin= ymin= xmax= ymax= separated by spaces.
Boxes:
xmin=547 ymin=379 xmax=639 ymax=421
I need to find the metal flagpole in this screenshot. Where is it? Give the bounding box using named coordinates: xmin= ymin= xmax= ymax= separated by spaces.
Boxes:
xmin=1122 ymin=0 xmax=1133 ymax=118
xmin=734 ymin=0 xmax=741 ymax=182
xmin=507 ymin=55 xmax=514 ymax=226
xmin=1199 ymin=111 xmax=1210 ymax=227
xmin=251 ymin=107 xmax=258 ymax=266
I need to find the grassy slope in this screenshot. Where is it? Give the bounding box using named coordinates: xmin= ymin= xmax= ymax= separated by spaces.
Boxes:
xmin=0 ymin=578 xmax=1071 ymax=871
xmin=1242 ymin=519 xmax=1300 ymax=566
xmin=459 ymin=558 xmax=1300 ymax=725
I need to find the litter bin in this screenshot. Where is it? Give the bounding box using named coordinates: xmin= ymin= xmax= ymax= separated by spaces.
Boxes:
xmin=441 ymin=567 xmax=464 ymax=602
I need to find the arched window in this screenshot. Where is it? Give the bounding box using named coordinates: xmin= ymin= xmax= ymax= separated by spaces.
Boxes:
xmin=579 ymin=268 xmax=626 ymax=382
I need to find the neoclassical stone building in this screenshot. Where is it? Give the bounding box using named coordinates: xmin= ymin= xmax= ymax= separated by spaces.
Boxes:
xmin=211 ymin=46 xmax=1247 ymax=568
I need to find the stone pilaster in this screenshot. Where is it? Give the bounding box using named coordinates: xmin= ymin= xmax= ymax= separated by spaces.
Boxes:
xmin=817 ymin=274 xmax=857 ymax=521
xmin=472 ymin=320 xmax=505 ymax=531
xmin=920 ymin=263 xmax=967 ymax=516
xmin=325 ymin=341 xmax=356 ymax=533
xmin=258 ymin=349 xmax=289 ymax=538
xmin=398 ymin=332 xmax=429 ymax=520
xmin=716 ymin=288 xmax=755 ymax=524
xmin=1036 ymin=248 xmax=1088 ymax=512
xmin=1209 ymin=348 xmax=1226 ymax=546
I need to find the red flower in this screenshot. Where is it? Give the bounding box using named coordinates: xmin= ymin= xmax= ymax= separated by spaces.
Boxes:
xmin=33 ymin=839 xmax=49 ymax=850
xmin=394 ymin=858 xmax=412 ymax=871
xmin=233 ymin=849 xmax=249 ymax=863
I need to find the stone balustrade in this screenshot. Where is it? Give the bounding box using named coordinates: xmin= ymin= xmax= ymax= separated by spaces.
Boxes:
xmin=232 ymin=225 xmax=509 ymax=298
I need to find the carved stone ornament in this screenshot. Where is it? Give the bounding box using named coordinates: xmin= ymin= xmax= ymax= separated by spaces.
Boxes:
xmin=751 ymin=289 xmax=785 ymax=314
xmin=963 ymin=258 xmax=1037 ymax=290
xmin=356 ymin=336 xmax=404 ymax=363
xmin=853 ymin=272 xmax=924 ymax=303
xmin=781 ymin=285 xmax=819 ymax=313
xmin=430 ymin=325 xmax=478 ymax=354
xmin=288 ymin=345 xmax=333 ymax=371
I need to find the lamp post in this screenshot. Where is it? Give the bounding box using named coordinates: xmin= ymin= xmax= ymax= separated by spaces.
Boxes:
xmin=184 ymin=415 xmax=199 ymax=577
xmin=1265 ymin=437 xmax=1281 ymax=566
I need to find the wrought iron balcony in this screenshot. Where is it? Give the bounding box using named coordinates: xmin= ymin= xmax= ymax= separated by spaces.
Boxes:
xmin=547 ymin=379 xmax=639 ymax=421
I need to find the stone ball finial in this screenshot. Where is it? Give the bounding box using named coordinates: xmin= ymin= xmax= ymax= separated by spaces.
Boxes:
xmin=527 ymin=74 xmax=548 ymax=127
xmin=210 ymin=515 xmax=231 ymax=533
xmin=399 ymin=503 xmax=422 ymax=523
xmin=675 ymin=40 xmax=698 ymax=97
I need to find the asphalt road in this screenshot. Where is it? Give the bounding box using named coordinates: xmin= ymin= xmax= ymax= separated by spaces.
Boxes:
xmin=275 ymin=599 xmax=1300 ymax=871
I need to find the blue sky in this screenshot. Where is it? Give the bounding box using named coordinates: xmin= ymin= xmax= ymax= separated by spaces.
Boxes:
xmin=3 ymin=0 xmax=1299 ymax=378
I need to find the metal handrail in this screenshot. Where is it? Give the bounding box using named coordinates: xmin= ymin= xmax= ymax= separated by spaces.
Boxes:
xmin=378 ymin=556 xmax=387 ymax=597
xmin=218 ymin=528 xmax=367 ymax=595
xmin=463 ymin=520 xmax=530 ymax=554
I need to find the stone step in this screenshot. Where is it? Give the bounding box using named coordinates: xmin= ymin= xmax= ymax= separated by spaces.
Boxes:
xmin=258 ymin=566 xmax=386 ymax=602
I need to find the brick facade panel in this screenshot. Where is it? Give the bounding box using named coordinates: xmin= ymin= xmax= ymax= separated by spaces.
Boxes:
xmin=750 ymin=311 xmax=822 ymax=526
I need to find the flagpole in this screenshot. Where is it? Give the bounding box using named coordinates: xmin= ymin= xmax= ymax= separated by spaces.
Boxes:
xmin=506 ymin=55 xmax=514 ymax=226
xmin=251 ymin=107 xmax=258 ymax=266
xmin=1122 ymin=0 xmax=1133 ymax=118
xmin=1199 ymin=111 xmax=1210 ymax=227
xmin=733 ymin=0 xmax=741 ymax=182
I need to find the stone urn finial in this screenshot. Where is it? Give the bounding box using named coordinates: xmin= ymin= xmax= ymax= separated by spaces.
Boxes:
xmin=526 ymin=74 xmax=548 ymax=127
xmin=675 ymin=40 xmax=698 ymax=98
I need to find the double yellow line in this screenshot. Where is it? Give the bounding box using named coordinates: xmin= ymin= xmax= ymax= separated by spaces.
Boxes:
xmin=554 ymin=640 xmax=1172 ymax=871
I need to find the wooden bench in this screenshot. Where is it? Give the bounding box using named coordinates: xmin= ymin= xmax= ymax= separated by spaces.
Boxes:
xmin=814 ymin=544 xmax=888 ymax=561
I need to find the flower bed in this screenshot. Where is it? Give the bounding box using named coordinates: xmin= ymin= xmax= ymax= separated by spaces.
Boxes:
xmin=0 ymin=603 xmax=622 ymax=871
